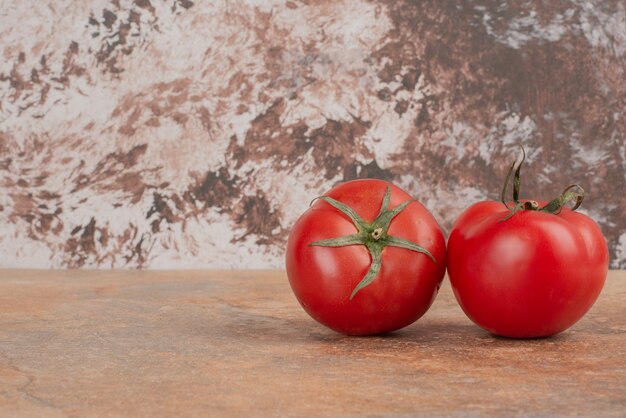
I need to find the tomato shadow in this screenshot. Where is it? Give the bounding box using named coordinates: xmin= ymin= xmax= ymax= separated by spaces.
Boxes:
xmin=388 ymin=320 xmax=573 ymax=345
xmin=305 ymin=320 xmax=484 ymax=344
xmin=487 ymin=331 xmax=571 ymax=342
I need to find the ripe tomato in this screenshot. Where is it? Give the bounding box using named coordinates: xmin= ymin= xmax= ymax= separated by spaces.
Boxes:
xmin=447 ymin=148 xmax=609 ymax=338
xmin=286 ymin=179 xmax=446 ymax=336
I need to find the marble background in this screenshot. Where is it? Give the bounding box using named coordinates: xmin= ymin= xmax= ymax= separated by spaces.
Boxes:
xmin=0 ymin=0 xmax=624 ymax=269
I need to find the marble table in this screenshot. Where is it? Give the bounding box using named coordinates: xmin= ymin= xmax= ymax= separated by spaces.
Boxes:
xmin=1 ymin=270 xmax=624 ymax=417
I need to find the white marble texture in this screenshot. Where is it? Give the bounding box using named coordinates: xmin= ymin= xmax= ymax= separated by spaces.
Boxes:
xmin=0 ymin=0 xmax=624 ymax=268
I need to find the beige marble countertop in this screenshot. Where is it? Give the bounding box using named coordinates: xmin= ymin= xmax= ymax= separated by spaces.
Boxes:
xmin=1 ymin=270 xmax=625 ymax=417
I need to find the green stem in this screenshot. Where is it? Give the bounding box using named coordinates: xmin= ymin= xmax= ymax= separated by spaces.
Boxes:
xmin=539 ymin=184 xmax=585 ymax=214
xmin=350 ymin=245 xmax=382 ymax=300
xmin=499 ymin=145 xmax=585 ymax=221
xmin=309 ymin=185 xmax=436 ymax=300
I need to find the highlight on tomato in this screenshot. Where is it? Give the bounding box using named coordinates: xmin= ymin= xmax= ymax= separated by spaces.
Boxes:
xmin=447 ymin=146 xmax=609 ymax=338
xmin=285 ymin=179 xmax=446 ymax=336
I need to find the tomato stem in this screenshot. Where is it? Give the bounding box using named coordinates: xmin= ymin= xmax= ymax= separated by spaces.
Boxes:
xmin=371 ymin=228 xmax=383 ymax=240
xmin=309 ymin=185 xmax=436 ymax=300
xmin=499 ymin=145 xmax=585 ymax=221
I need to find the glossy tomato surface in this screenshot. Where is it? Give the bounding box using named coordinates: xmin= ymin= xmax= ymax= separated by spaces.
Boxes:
xmin=285 ymin=179 xmax=446 ymax=336
xmin=447 ymin=200 xmax=609 ymax=338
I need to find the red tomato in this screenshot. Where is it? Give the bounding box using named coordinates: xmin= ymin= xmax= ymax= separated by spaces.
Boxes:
xmin=286 ymin=179 xmax=446 ymax=336
xmin=447 ymin=149 xmax=609 ymax=338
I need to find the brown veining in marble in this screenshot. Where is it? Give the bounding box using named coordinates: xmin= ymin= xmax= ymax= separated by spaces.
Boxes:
xmin=0 ymin=1 xmax=624 ymax=268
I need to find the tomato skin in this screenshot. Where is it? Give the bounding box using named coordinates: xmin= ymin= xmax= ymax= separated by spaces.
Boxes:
xmin=447 ymin=200 xmax=609 ymax=338
xmin=286 ymin=179 xmax=446 ymax=336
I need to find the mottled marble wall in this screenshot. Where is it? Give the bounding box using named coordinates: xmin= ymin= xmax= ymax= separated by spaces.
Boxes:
xmin=1 ymin=0 xmax=625 ymax=269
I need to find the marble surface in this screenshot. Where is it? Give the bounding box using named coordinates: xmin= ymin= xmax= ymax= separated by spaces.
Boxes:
xmin=0 ymin=269 xmax=625 ymax=417
xmin=1 ymin=1 xmax=625 ymax=269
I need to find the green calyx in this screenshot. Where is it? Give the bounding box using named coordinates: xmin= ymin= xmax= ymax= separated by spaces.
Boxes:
xmin=309 ymin=186 xmax=436 ymax=300
xmin=500 ymin=145 xmax=585 ymax=221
